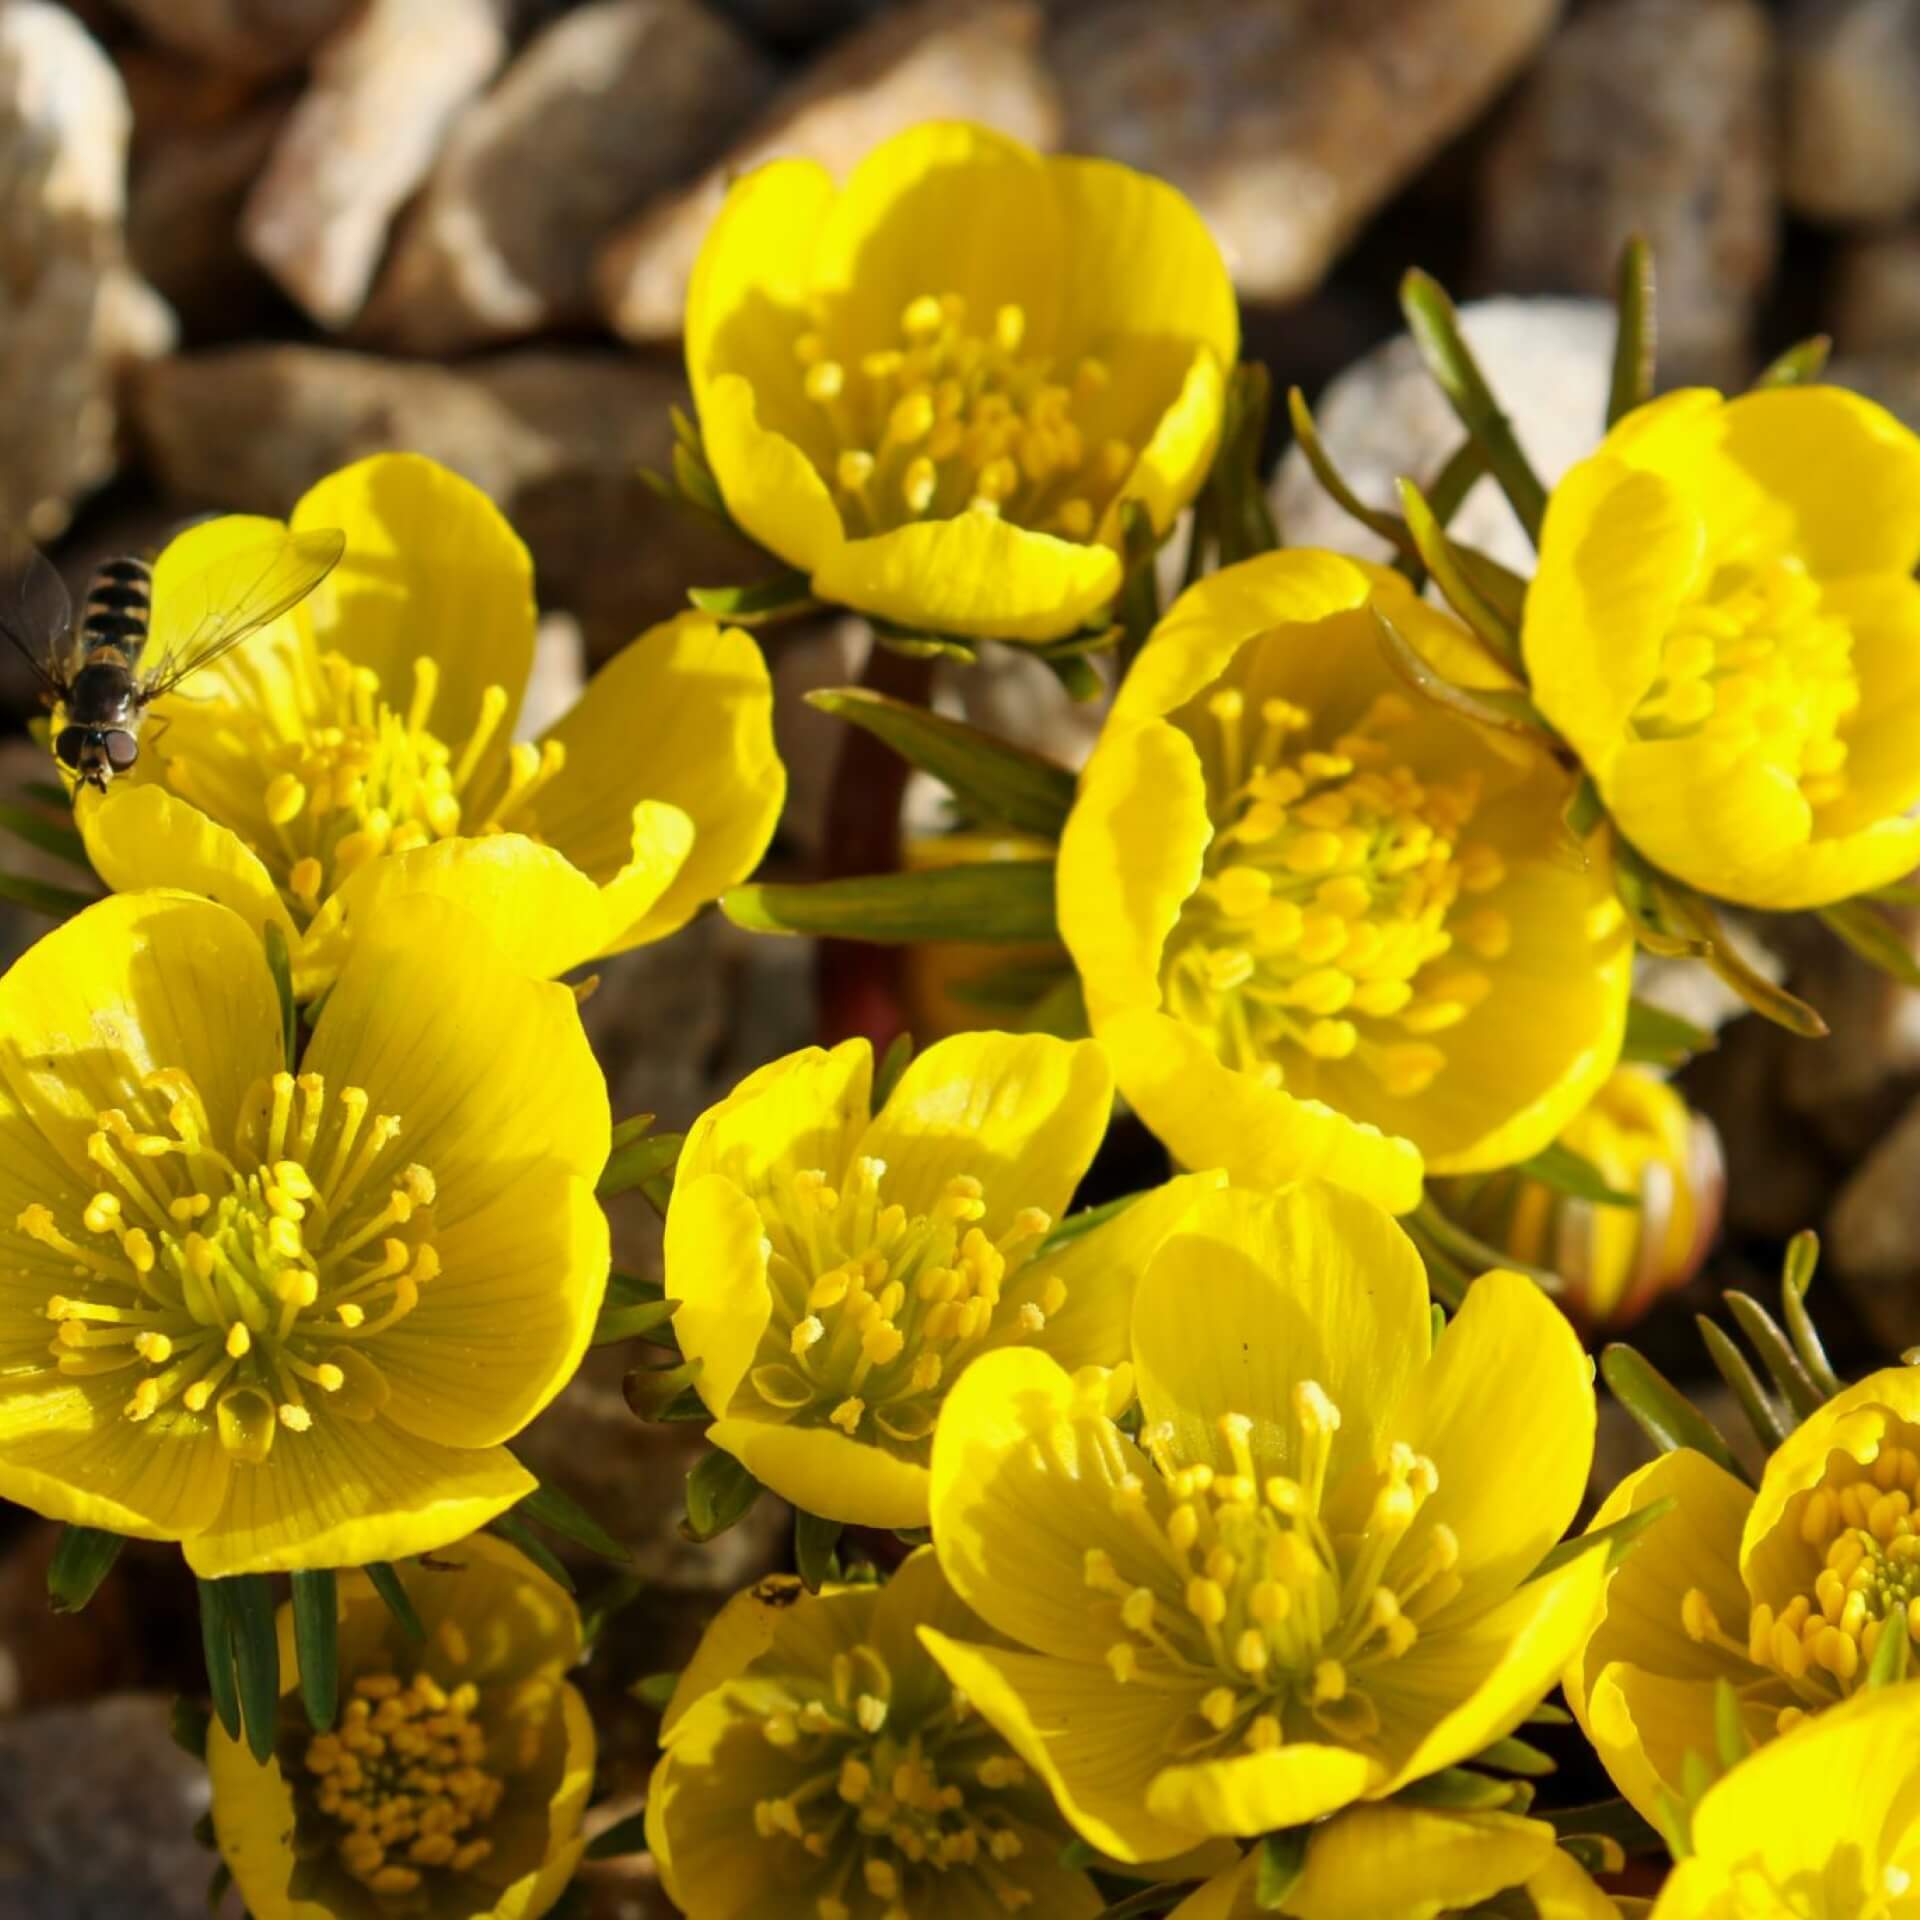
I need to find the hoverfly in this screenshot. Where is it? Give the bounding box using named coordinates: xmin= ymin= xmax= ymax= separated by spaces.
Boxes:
xmin=0 ymin=525 xmax=347 ymax=791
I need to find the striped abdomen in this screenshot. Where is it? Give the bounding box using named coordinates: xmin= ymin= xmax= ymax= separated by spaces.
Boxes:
xmin=77 ymin=556 xmax=152 ymax=664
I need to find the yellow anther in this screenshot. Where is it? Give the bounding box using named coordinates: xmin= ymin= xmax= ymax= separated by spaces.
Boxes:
xmin=1186 ymin=1577 xmax=1227 ymax=1626
xmin=902 ymin=294 xmax=945 ymax=337
xmin=1303 ymin=1018 xmax=1358 ymax=1060
xmin=791 ymin=1315 xmax=825 ymax=1356
xmin=890 ymin=391 xmax=936 ymax=444
xmin=1106 ymin=1641 xmax=1138 ymax=1683
xmin=1378 ymin=1044 xmax=1445 ymax=1098
xmin=804 ymin=360 xmax=845 ymax=403
xmin=902 ymin=458 xmax=938 ymax=515
xmin=226 ymin=1323 xmax=252 ymax=1359
xmin=1283 ymin=830 xmax=1344 ymax=876
xmin=1311 ymin=1659 xmax=1347 ymax=1703
xmin=264 ymin=772 xmax=306 ymax=826
xmin=993 ymin=304 xmax=1025 ymax=352
xmin=1200 ymin=1687 xmax=1238 ymax=1732
xmin=1234 ymin=1629 xmax=1270 ymax=1675
xmin=829 ymin=1398 xmax=864 ymax=1435
xmin=836 ymin=449 xmax=874 ymax=492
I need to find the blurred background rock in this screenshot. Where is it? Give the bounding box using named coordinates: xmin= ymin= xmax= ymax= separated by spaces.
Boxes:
xmin=6 ymin=0 xmax=1920 ymax=1910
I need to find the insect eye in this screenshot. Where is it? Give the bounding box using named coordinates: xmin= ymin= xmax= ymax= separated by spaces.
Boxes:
xmin=52 ymin=727 xmax=85 ymax=770
xmin=103 ymin=730 xmax=139 ymax=772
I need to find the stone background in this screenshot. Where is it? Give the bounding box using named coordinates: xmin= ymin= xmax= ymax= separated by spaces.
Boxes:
xmin=4 ymin=0 xmax=1920 ymax=1911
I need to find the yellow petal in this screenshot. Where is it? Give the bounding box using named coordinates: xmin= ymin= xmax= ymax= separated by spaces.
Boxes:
xmin=810 ymin=511 xmax=1123 ymax=645
xmin=1132 ymin=1183 xmax=1431 ymax=1487
xmin=292 ymin=453 xmax=535 ymax=798
xmin=659 ymin=1574 xmax=825 ymax=1738
xmin=183 ymin=1417 xmax=533 ymax=1576
xmin=1103 ymin=347 xmax=1230 ymax=544
xmin=1099 ymin=1008 xmax=1425 ymax=1213
xmin=1146 ymin=1742 xmax=1386 ymax=1839
xmin=675 ymin=1039 xmax=874 ymax=1200
xmin=1057 ymin=718 xmax=1212 ymax=1022
xmin=1524 ymin=455 xmax=1705 ymax=779
xmin=706 ymin=1413 xmax=930 ymax=1530
xmin=981 ymin=1170 xmax=1227 ymax=1375
xmin=920 ymin=1627 xmax=1206 ymax=1864
xmin=700 ymin=372 xmax=845 ymax=574
xmin=1373 ymin=1553 xmax=1610 ymax=1794
xmin=387 ymin=1531 xmax=585 ymax=1682
xmin=664 ymin=1172 xmax=775 ymax=1417
xmin=929 ymin=1345 xmax=1160 ymax=1662
xmin=1109 ymin=549 xmax=1374 ymax=731
xmin=489 ymin=1686 xmax=594 ymax=1920
xmin=1524 ymin=1841 xmax=1625 ymax=1920
xmin=1739 ymin=1364 xmax=1920 ymax=1598
xmin=1817 ymin=572 xmax=1920 ymax=833
xmin=1397 ymin=1267 xmax=1595 ymax=1617
xmin=1582 ymin=1663 xmax=1756 ymax=1837
xmin=853 ymin=1030 xmax=1112 ymax=1235
xmin=75 ymin=785 xmax=297 ymax=946
xmin=534 ymin=612 xmax=783 ymax=948
xmin=206 ymin=1736 xmax=316 ymax=1920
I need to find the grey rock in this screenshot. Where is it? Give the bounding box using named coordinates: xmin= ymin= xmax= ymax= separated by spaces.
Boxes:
xmin=1273 ymin=297 xmax=1614 ymax=575
xmin=104 ymin=0 xmax=352 ymax=74
xmin=1830 ymin=226 xmax=1920 ymax=353
xmin=1826 ymin=347 xmax=1920 ymax=426
xmin=126 ymin=344 xmax=761 ymax=660
xmin=1829 ymin=1090 xmax=1920 ymax=1350
xmin=1784 ymin=0 xmax=1920 ymax=225
xmin=597 ymin=0 xmax=1061 ymax=342
xmin=0 ymin=2 xmax=172 ymax=543
xmin=1476 ymin=0 xmax=1777 ymax=385
xmin=1054 ymin=0 xmax=1560 ymax=306
xmin=0 ymin=1695 xmax=210 ymax=1920
xmin=365 ymin=0 xmax=774 ymax=354
xmin=241 ymin=0 xmax=510 ymax=329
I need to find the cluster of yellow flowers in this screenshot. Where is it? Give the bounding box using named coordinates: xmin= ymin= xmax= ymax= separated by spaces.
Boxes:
xmin=2 ymin=116 xmax=1919 ymax=1919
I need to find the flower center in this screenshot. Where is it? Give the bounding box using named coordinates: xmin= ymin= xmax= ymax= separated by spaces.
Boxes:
xmin=23 ymin=1067 xmax=435 ymax=1459
xmin=1684 ymin=1439 xmax=1920 ymax=1733
xmin=1163 ymin=687 xmax=1515 ymax=1102
xmin=1091 ymin=1388 xmax=1458 ymax=1756
xmin=304 ymin=1666 xmax=502 ymax=1900
xmin=795 ymin=292 xmax=1131 ymax=540
xmin=738 ymin=1162 xmax=1056 ymax=1451
xmin=162 ymin=649 xmax=560 ymax=921
xmin=749 ymin=1630 xmax=1040 ymax=1918
xmin=1632 ymin=557 xmax=1858 ymax=813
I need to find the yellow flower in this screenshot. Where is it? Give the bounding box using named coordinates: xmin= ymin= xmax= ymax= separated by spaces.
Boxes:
xmin=1567 ymin=1366 xmax=1920 ymax=1827
xmin=922 ymin=1183 xmax=1608 ymax=1863
xmin=77 ymin=452 xmax=785 ymax=994
xmin=1056 ymin=550 xmax=1633 ymax=1209
xmin=209 ymin=1535 xmax=594 ymax=1920
xmin=1166 ymin=1805 xmax=1619 ymax=1920
xmin=1525 ymin=385 xmax=1920 ymax=910
xmin=665 ymin=1029 xmax=1220 ymax=1529
xmin=685 ymin=119 xmax=1237 ymax=643
xmin=1433 ymin=1065 xmax=1724 ymax=1333
xmin=645 ymin=1549 xmax=1105 ymax=1918
xmin=0 ymin=891 xmax=608 ymax=1576
xmin=1648 ymin=1683 xmax=1920 ymax=1918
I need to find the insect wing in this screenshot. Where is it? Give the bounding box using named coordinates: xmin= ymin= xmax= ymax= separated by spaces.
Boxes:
xmin=0 ymin=531 xmax=71 ymax=695
xmin=140 ymin=526 xmax=347 ymax=699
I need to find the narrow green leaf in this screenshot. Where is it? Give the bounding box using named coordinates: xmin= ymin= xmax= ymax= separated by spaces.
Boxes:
xmin=0 ymin=868 xmax=96 ymax=918
xmin=1753 ymin=335 xmax=1832 ymax=389
xmin=579 ymin=1573 xmax=645 ymax=1653
xmin=1607 ymin=235 xmax=1656 ymax=426
xmin=1723 ymin=1293 xmax=1824 ymax=1421
xmin=1558 ymin=1834 xmax=1625 ymax=1878
xmin=585 ymin=1810 xmax=652 ymax=1861
xmin=591 ymin=1297 xmax=678 ymax=1347
xmin=1393 ymin=1767 xmax=1531 ymax=1811
xmin=1092 ymin=1883 xmax=1199 ymax=1920
xmin=1210 ymin=362 xmax=1281 ymax=567
xmin=1037 ymin=1189 xmax=1144 ymax=1257
xmin=871 ymin=624 xmax=980 ymax=664
xmin=1562 ymin=774 xmax=1606 ymax=841
xmin=264 ymin=922 xmax=298 ymax=1069
xmin=807 ymin=688 xmax=1076 ymax=839
xmin=1411 ymin=1198 xmax=1561 ymax=1297
xmin=518 ymin=1481 xmax=630 ymax=1565
xmin=1396 ymin=479 xmax=1522 ymax=669
xmin=608 ymin=1112 xmax=655 ymax=1152
xmin=1868 ymin=1606 xmax=1912 ymax=1687
xmin=624 ymin=1358 xmax=705 ymax=1421
xmin=1518 ymin=1140 xmax=1640 ymax=1209
xmin=687 ymin=571 xmax=819 ymax=625
xmin=1287 ymin=385 xmax=1418 ymax=563
xmin=1622 ymin=998 xmax=1716 ymax=1069
xmin=944 ymin=960 xmax=1077 ymax=1013
xmin=724 ymin=863 xmax=1058 ymax=945
xmin=487 ymin=1513 xmax=576 ymax=1593
xmin=670 ymin=442 xmax=727 ymax=517
xmin=167 ymin=1698 xmax=210 ymax=1767
xmin=1599 ymin=1346 xmax=1750 ymax=1484
xmin=206 ymin=1861 xmax=233 ymax=1914
xmin=365 ymin=1562 xmax=426 ymax=1642
xmin=1529 ymin=1495 xmax=1676 ymax=1582
xmin=0 ymin=799 xmax=87 ymax=867
xmin=197 ymin=1578 xmax=241 ymax=1741
xmin=22 ymin=779 xmax=69 ymax=808
xmin=1525 ymin=1702 xmax=1573 ymax=1727
xmin=1818 ymin=898 xmax=1920 ymax=987
xmin=1546 ymin=1798 xmax=1667 ymax=1855
xmin=1254 ymin=1828 xmax=1310 ymax=1908
xmin=633 ymin=1670 xmax=680 ymax=1711
xmin=1373 ymin=610 xmax=1552 ymax=741
xmin=598 ymin=1129 xmax=684 ymax=1200
xmin=879 ymin=1029 xmax=921 ymax=1105
xmin=1698 ymin=1315 xmax=1793 ymax=1451
xmin=795 ymin=1510 xmax=844 ymax=1593
xmin=1713 ymin=1676 xmax=1753 ymax=1772
xmin=1424 ymin=438 xmax=1486 ymax=529
xmin=1041 ymin=651 xmax=1105 ymax=702
xmin=289 ymin=1570 xmax=338 ymax=1731
xmin=1399 ymin=269 xmax=1548 ymax=542
xmin=1780 ymin=1231 xmax=1842 ymax=1399
xmin=1475 ymin=1735 xmax=1557 ymax=1777
xmin=1429 ymin=1302 xmax=1448 ymax=1346
xmin=226 ymin=1573 xmax=281 ymax=1763
xmin=1654 ymin=881 xmax=1829 ymax=1037
xmin=47 ymin=1524 xmax=123 ymax=1614
xmin=683 ymin=1449 xmax=765 ymax=1543
xmin=1114 ymin=499 xmax=1163 ymax=671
